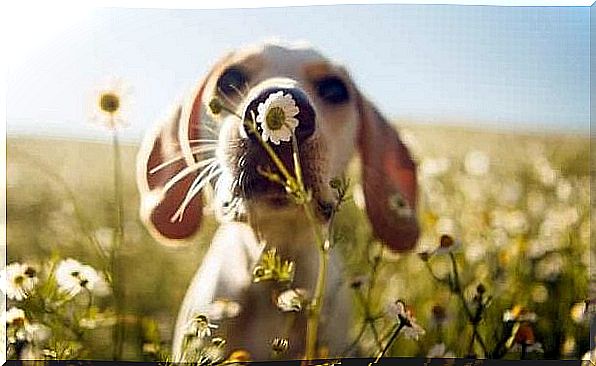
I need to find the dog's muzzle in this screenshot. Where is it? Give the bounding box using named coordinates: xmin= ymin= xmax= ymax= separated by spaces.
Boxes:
xmin=233 ymin=81 xmax=317 ymax=204
xmin=242 ymin=84 xmax=316 ymax=142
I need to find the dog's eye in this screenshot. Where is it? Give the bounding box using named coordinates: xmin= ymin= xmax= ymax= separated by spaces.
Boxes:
xmin=316 ymin=76 xmax=350 ymax=104
xmin=217 ymin=67 xmax=248 ymax=96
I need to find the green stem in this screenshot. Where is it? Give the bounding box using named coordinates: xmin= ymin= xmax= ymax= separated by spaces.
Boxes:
xmin=303 ymin=191 xmax=328 ymax=359
xmin=371 ymin=322 xmax=405 ymax=364
xmin=448 ymin=252 xmax=488 ymax=357
xmin=110 ymin=127 xmax=125 ymax=360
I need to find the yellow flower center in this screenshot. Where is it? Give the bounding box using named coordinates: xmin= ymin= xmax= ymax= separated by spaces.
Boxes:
xmin=13 ymin=275 xmax=24 ymax=285
xmin=265 ymin=107 xmax=285 ymax=131
xmin=99 ymin=93 xmax=120 ymax=113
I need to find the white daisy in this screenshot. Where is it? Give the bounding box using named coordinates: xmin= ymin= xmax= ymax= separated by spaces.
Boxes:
xmin=206 ymin=299 xmax=242 ymax=321
xmin=582 ymin=348 xmax=596 ymax=365
xmin=386 ymin=300 xmax=426 ymax=341
xmin=89 ymin=77 xmax=132 ymax=130
xmin=185 ymin=314 xmax=219 ymax=339
xmin=256 ymin=91 xmax=300 ymax=145
xmin=276 ymin=288 xmax=306 ymax=312
xmin=432 ymin=234 xmax=461 ymax=255
xmin=502 ymin=306 xmax=537 ymax=323
xmin=54 ymin=258 xmax=110 ymax=297
xmin=402 ymin=321 xmax=426 ymax=341
xmin=5 ymin=307 xmax=26 ymax=326
xmin=0 ymin=263 xmax=38 ymax=301
xmin=427 ymin=343 xmax=455 ymax=358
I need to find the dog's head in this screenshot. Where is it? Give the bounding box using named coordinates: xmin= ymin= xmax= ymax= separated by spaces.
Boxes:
xmin=137 ymin=42 xmax=419 ymax=252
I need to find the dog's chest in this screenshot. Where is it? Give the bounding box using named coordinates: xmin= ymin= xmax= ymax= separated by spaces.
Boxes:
xmin=211 ymin=222 xmax=351 ymax=359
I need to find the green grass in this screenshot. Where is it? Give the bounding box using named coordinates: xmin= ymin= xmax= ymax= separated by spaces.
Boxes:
xmin=6 ymin=123 xmax=591 ymax=360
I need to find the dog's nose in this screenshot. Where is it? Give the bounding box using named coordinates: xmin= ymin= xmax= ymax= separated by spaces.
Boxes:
xmin=242 ymin=86 xmax=316 ymax=143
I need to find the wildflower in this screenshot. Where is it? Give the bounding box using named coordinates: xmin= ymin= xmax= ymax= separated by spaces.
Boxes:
xmin=0 ymin=263 xmax=38 ymax=301
xmin=582 ymin=348 xmax=596 ymax=365
xmin=271 ymin=337 xmax=289 ymax=354
xmin=206 ymin=299 xmax=242 ymax=321
xmin=5 ymin=307 xmax=26 ymax=327
xmin=503 ymin=306 xmax=537 ymax=323
xmin=433 ymin=234 xmax=461 ymax=255
xmin=570 ymin=301 xmax=588 ymax=323
xmin=386 ymin=300 xmax=426 ymax=340
xmin=54 ymin=258 xmax=110 ymax=297
xmin=252 ymin=248 xmax=295 ymax=283
xmin=185 ymin=314 xmax=218 ymax=339
xmin=256 ymin=91 xmax=299 ymax=144
xmin=89 ymin=77 xmax=131 ymax=130
xmin=198 ymin=337 xmax=226 ymax=365
xmin=276 ymin=288 xmax=306 ymax=312
xmin=464 ymin=150 xmax=490 ymax=176
xmin=427 ymin=343 xmax=455 ymax=358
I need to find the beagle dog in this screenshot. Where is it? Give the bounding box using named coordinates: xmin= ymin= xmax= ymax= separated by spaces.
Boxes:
xmin=136 ymin=42 xmax=419 ymax=361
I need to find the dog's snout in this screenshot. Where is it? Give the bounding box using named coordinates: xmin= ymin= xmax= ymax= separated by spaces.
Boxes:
xmin=242 ymin=86 xmax=316 ymax=142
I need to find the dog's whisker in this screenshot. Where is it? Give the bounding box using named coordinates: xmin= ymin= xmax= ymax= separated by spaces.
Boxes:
xmin=161 ymin=157 xmax=217 ymax=193
xmin=188 ymin=138 xmax=220 ymax=144
xmin=194 ymin=120 xmax=220 ymax=138
xmin=242 ymin=80 xmax=250 ymax=95
xmin=190 ymin=145 xmax=219 ymax=154
xmin=148 ymin=147 xmax=218 ymax=175
xmin=217 ymin=86 xmax=240 ymax=111
xmin=229 ymin=83 xmax=247 ymax=100
xmin=171 ymin=166 xmax=223 ymax=222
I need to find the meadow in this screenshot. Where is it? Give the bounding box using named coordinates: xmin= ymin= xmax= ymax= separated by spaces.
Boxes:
xmin=5 ymin=123 xmax=592 ymax=361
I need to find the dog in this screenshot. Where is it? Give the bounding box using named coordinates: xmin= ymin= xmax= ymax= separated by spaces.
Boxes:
xmin=136 ymin=41 xmax=419 ymax=361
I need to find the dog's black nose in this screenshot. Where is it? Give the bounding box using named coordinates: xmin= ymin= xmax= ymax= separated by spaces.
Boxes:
xmin=242 ymin=86 xmax=316 ymax=143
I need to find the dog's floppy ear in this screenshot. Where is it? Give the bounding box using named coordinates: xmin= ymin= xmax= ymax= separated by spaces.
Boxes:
xmin=136 ymin=78 xmax=211 ymax=244
xmin=356 ymin=93 xmax=419 ymax=252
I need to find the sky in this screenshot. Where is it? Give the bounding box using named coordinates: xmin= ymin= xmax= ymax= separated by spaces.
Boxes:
xmin=5 ymin=3 xmax=591 ymax=143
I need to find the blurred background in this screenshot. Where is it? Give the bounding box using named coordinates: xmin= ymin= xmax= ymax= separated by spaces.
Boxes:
xmin=5 ymin=2 xmax=591 ymax=361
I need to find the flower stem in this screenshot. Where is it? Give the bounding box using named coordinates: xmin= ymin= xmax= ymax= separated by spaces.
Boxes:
xmin=110 ymin=126 xmax=125 ymax=360
xmin=305 ymin=237 xmax=329 ymax=360
xmin=448 ymin=252 xmax=488 ymax=357
xmin=371 ymin=322 xmax=405 ymax=364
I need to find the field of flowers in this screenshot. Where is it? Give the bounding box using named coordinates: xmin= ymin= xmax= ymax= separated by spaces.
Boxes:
xmin=5 ymin=122 xmax=592 ymax=362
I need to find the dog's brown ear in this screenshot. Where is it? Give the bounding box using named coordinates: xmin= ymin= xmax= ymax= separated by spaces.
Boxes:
xmin=356 ymin=94 xmax=419 ymax=252
xmin=136 ymin=80 xmax=209 ymax=245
